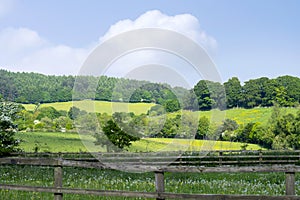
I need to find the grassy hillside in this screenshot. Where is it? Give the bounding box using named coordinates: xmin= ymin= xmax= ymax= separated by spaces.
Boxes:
xmin=172 ymin=107 xmax=298 ymax=126
xmin=16 ymin=132 xmax=263 ymax=153
xmin=23 ymin=100 xmax=155 ymax=115
xmin=23 ymin=101 xmax=298 ymax=126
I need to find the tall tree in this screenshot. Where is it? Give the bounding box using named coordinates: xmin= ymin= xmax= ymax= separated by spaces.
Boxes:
xmin=195 ymin=116 xmax=210 ymax=139
xmin=224 ymin=77 xmax=242 ymax=108
xmin=97 ymin=119 xmax=140 ymax=152
xmin=276 ymin=75 xmax=300 ymax=105
xmin=193 ymin=80 xmax=213 ymax=110
xmin=242 ymin=77 xmax=276 ymax=108
xmin=0 ymin=101 xmax=23 ymax=155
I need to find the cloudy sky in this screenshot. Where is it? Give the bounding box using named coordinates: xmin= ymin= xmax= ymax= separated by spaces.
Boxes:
xmin=0 ymin=0 xmax=299 ymax=85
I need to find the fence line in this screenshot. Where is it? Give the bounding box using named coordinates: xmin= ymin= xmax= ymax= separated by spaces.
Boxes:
xmin=0 ymin=152 xmax=300 ymax=199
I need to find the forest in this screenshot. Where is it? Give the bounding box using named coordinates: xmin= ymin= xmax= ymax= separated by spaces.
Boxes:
xmin=1 ymin=69 xmax=300 ymax=111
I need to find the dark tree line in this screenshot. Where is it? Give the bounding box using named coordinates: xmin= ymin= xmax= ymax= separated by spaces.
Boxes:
xmin=1 ymin=70 xmax=300 ymax=111
xmin=194 ymin=76 xmax=300 ymax=110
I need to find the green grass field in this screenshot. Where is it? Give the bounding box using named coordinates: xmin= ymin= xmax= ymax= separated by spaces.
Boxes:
xmin=19 ymin=101 xmax=298 ymax=153
xmin=0 ymin=165 xmax=298 ymax=199
xmin=16 ymin=132 xmax=263 ymax=153
xmin=23 ymin=100 xmax=299 ymax=126
xmin=175 ymin=106 xmax=298 ymax=126
xmin=23 ymin=100 xmax=155 ymax=115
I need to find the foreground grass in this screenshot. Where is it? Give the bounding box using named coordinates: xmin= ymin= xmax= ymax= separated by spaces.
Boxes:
xmin=0 ymin=165 xmax=299 ymax=199
xmin=16 ymin=132 xmax=263 ymax=153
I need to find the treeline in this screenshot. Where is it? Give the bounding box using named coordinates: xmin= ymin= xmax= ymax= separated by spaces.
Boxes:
xmin=1 ymin=69 xmax=300 ymax=110
xmin=194 ymin=76 xmax=300 ymax=110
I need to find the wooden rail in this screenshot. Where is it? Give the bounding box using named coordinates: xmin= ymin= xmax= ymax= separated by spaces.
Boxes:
xmin=0 ymin=151 xmax=300 ymax=199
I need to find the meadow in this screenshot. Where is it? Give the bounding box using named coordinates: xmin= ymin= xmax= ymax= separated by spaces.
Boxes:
xmin=23 ymin=100 xmax=299 ymax=126
xmin=17 ymin=101 xmax=296 ymax=153
xmin=0 ymin=165 xmax=298 ymax=199
xmin=16 ymin=132 xmax=263 ymax=153
xmin=22 ymin=100 xmax=155 ymax=115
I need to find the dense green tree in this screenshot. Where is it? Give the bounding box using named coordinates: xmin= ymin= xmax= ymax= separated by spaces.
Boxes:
xmin=163 ymin=99 xmax=181 ymax=113
xmin=270 ymin=112 xmax=300 ymax=149
xmin=218 ymin=119 xmax=239 ymax=141
xmin=193 ymin=80 xmax=213 ymax=110
xmin=242 ymin=77 xmax=276 ymax=108
xmin=1 ymin=69 xmax=300 ymax=110
xmin=159 ymin=114 xmax=181 ymax=138
xmin=194 ymin=80 xmax=226 ymax=110
xmin=53 ymin=116 xmax=73 ymax=131
xmin=97 ymin=119 xmax=140 ymax=152
xmin=36 ymin=107 xmax=62 ymax=120
xmin=235 ymin=123 xmax=255 ymax=143
xmin=14 ymin=110 xmax=34 ymax=131
xmin=224 ymin=77 xmax=242 ymax=108
xmin=195 ymin=116 xmax=210 ymax=139
xmin=206 ymin=81 xmax=226 ymax=110
xmin=67 ymin=106 xmax=87 ymax=120
xmin=275 ymin=86 xmax=294 ymax=107
xmin=182 ymin=90 xmax=198 ymax=111
xmin=276 ymin=75 xmax=300 ymax=105
xmin=0 ymin=101 xmax=23 ymax=155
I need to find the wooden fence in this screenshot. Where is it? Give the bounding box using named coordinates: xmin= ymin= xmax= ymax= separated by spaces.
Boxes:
xmin=1 ymin=150 xmax=300 ymax=199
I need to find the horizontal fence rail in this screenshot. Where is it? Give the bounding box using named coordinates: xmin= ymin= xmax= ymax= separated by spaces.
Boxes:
xmin=0 ymin=151 xmax=300 ymax=199
xmin=7 ymin=150 xmax=300 ymax=167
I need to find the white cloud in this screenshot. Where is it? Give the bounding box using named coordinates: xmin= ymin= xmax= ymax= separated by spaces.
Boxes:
xmin=0 ymin=27 xmax=89 ymax=74
xmin=20 ymin=45 xmax=88 ymax=75
xmin=101 ymin=10 xmax=217 ymax=52
xmin=0 ymin=10 xmax=217 ymax=77
xmin=0 ymin=27 xmax=46 ymax=53
xmin=98 ymin=10 xmax=218 ymax=86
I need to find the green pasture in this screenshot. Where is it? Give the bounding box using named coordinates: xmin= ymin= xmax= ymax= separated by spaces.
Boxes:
xmin=175 ymin=106 xmax=299 ymax=126
xmin=0 ymin=165 xmax=299 ymax=199
xmin=23 ymin=100 xmax=155 ymax=115
xmin=16 ymin=132 xmax=262 ymax=153
xmin=23 ymin=100 xmax=299 ymax=126
xmin=141 ymin=138 xmax=263 ymax=151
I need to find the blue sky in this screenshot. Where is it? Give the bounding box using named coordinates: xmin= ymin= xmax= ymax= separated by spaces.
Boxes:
xmin=0 ymin=0 xmax=299 ymax=85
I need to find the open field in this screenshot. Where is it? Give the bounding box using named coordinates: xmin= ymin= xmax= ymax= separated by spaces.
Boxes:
xmin=22 ymin=100 xmax=155 ymax=115
xmin=23 ymin=101 xmax=299 ymax=126
xmin=16 ymin=132 xmax=263 ymax=153
xmin=173 ymin=106 xmax=299 ymax=126
xmin=0 ymin=165 xmax=299 ymax=199
xmin=141 ymin=138 xmax=264 ymax=151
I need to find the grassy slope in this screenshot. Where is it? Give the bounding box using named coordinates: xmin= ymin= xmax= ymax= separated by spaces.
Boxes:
xmin=173 ymin=107 xmax=298 ymax=126
xmin=23 ymin=100 xmax=298 ymax=125
xmin=16 ymin=132 xmax=263 ymax=153
xmin=23 ymin=100 xmax=155 ymax=115
xmin=20 ymin=101 xmax=297 ymax=153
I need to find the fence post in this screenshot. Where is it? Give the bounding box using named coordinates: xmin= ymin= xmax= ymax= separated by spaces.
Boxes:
xmin=259 ymin=151 xmax=263 ymax=165
xmin=219 ymin=151 xmax=223 ymax=166
xmin=285 ymin=172 xmax=295 ymax=195
xmin=155 ymin=171 xmax=165 ymax=200
xmin=54 ymin=159 xmax=63 ymax=200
